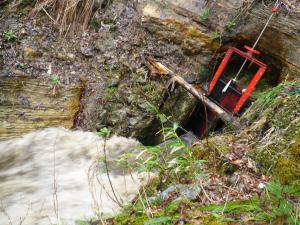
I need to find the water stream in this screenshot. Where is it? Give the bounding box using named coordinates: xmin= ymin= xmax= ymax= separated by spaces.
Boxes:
xmin=0 ymin=127 xmax=149 ymax=225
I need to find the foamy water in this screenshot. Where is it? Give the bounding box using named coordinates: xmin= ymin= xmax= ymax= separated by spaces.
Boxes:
xmin=0 ymin=128 xmax=149 ymax=225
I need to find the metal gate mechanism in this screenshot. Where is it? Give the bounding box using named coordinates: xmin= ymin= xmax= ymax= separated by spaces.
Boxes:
xmin=209 ymin=45 xmax=267 ymax=115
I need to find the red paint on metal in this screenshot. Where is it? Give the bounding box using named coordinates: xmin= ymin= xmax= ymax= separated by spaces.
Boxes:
xmin=209 ymin=49 xmax=234 ymax=92
xmin=234 ymin=66 xmax=266 ymax=113
xmin=244 ymin=45 xmax=260 ymax=55
xmin=209 ymin=46 xmax=267 ymax=115
xmin=218 ymin=86 xmax=242 ymax=113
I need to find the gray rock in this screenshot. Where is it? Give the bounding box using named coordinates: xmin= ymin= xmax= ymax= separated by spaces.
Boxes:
xmin=159 ymin=184 xmax=201 ymax=202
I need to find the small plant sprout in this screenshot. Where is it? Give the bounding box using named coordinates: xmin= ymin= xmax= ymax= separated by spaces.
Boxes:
xmin=3 ymin=30 xmax=17 ymax=42
xmin=18 ymin=63 xmax=28 ymax=69
xmin=51 ymin=76 xmax=61 ymax=95
xmin=225 ymin=20 xmax=236 ymax=30
xmin=212 ymin=31 xmax=221 ymax=40
xmin=98 ymin=127 xmax=110 ymax=139
xmin=200 ymin=9 xmax=210 ymax=21
xmin=51 ymin=76 xmax=61 ymax=86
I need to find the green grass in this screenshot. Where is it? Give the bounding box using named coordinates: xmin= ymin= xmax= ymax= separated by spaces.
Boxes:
xmin=200 ymin=9 xmax=210 ymax=21
xmin=3 ymin=30 xmax=17 ymax=42
xmin=198 ymin=183 xmax=300 ymax=224
xmin=212 ymin=31 xmax=221 ymax=40
xmin=225 ymin=21 xmax=236 ymax=30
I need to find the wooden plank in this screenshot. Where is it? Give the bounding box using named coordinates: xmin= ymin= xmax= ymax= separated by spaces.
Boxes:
xmin=144 ymin=57 xmax=239 ymax=126
xmin=167 ymin=75 xmax=237 ymax=125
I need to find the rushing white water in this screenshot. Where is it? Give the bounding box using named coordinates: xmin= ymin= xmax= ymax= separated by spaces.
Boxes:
xmin=0 ymin=127 xmax=149 ymax=225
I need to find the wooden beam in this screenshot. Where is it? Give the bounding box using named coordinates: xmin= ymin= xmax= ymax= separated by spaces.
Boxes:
xmin=167 ymin=75 xmax=238 ymax=126
xmin=144 ymin=57 xmax=238 ymax=126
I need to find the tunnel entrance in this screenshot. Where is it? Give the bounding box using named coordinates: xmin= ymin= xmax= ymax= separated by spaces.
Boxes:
xmin=178 ymin=102 xmax=224 ymax=138
xmin=179 ymin=44 xmax=283 ymax=139
xmin=139 ymin=41 xmax=283 ymax=144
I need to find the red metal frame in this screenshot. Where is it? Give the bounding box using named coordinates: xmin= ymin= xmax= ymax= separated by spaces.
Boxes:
xmin=209 ymin=45 xmax=267 ymax=114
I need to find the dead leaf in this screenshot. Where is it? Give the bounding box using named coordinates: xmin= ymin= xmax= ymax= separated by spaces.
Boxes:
xmin=145 ymin=57 xmax=173 ymax=76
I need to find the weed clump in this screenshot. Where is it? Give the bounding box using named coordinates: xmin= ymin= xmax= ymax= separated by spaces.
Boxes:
xmin=3 ymin=30 xmax=17 ymax=42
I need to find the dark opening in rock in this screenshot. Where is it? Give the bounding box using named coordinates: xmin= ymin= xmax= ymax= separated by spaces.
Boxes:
xmin=179 ymin=42 xmax=283 ymax=139
xmin=178 ymin=103 xmax=224 ymax=138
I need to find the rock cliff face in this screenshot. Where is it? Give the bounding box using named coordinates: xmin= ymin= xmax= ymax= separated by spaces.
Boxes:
xmin=0 ymin=0 xmax=299 ymax=141
xmin=0 ymin=76 xmax=82 ymax=140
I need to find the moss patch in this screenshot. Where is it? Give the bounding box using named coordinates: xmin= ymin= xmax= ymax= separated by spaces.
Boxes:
xmin=274 ymin=137 xmax=300 ymax=185
xmin=241 ymin=81 xmax=300 ymax=179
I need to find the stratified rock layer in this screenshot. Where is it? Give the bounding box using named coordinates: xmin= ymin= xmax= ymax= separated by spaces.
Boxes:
xmin=0 ymin=76 xmax=82 ymax=140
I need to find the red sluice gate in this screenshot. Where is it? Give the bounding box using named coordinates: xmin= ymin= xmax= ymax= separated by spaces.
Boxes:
xmin=196 ymin=45 xmax=267 ymax=137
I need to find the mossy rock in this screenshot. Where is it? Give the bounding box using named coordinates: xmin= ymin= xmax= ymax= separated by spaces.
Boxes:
xmin=192 ymin=135 xmax=231 ymax=159
xmin=253 ymin=145 xmax=279 ymax=173
xmin=290 ymin=136 xmax=300 ymax=159
xmin=245 ymin=82 xmax=300 ymax=177
xmin=207 ymin=135 xmax=231 ymax=155
xmin=274 ymin=137 xmax=300 ymax=185
xmin=192 ymin=144 xmax=210 ymax=160
xmin=113 ymin=214 xmax=149 ymax=225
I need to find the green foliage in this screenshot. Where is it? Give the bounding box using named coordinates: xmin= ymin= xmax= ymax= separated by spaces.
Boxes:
xmin=199 ymin=182 xmax=300 ymax=224
xmin=3 ymin=30 xmax=17 ymax=42
xmin=90 ymin=18 xmax=101 ymax=29
xmin=103 ymin=63 xmax=130 ymax=78
xmin=201 ymin=199 xmax=260 ymax=214
xmin=165 ymin=200 xmax=192 ymax=214
xmin=103 ymin=86 xmax=118 ymax=101
xmin=143 ymin=216 xmax=173 ymax=225
xmin=199 ymin=199 xmax=260 ymax=223
xmin=274 ymin=146 xmax=300 ymax=186
xmin=200 ymin=9 xmax=210 ymax=21
xmin=145 ymin=102 xmax=170 ymax=124
xmin=290 ymin=87 xmax=300 ymax=95
xmin=143 ymin=84 xmax=154 ymax=93
xmin=17 ymin=63 xmax=28 ymax=69
xmin=51 ymin=76 xmax=61 ymax=86
xmin=98 ymin=127 xmax=110 ymax=138
xmin=75 ymin=220 xmax=90 ymax=225
xmin=199 ymin=65 xmax=211 ymax=82
xmin=212 ymin=31 xmax=221 ymax=40
xmin=138 ymin=103 xmax=206 ymax=182
xmin=106 ymin=86 xmax=118 ymax=95
xmin=114 ymin=212 xmax=148 ymax=225
xmin=252 ymin=84 xmax=284 ymax=112
xmin=243 ymin=81 xmax=300 ymax=177
xmin=225 ymin=21 xmax=236 ymax=30
xmin=263 ymin=182 xmax=300 ymax=224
